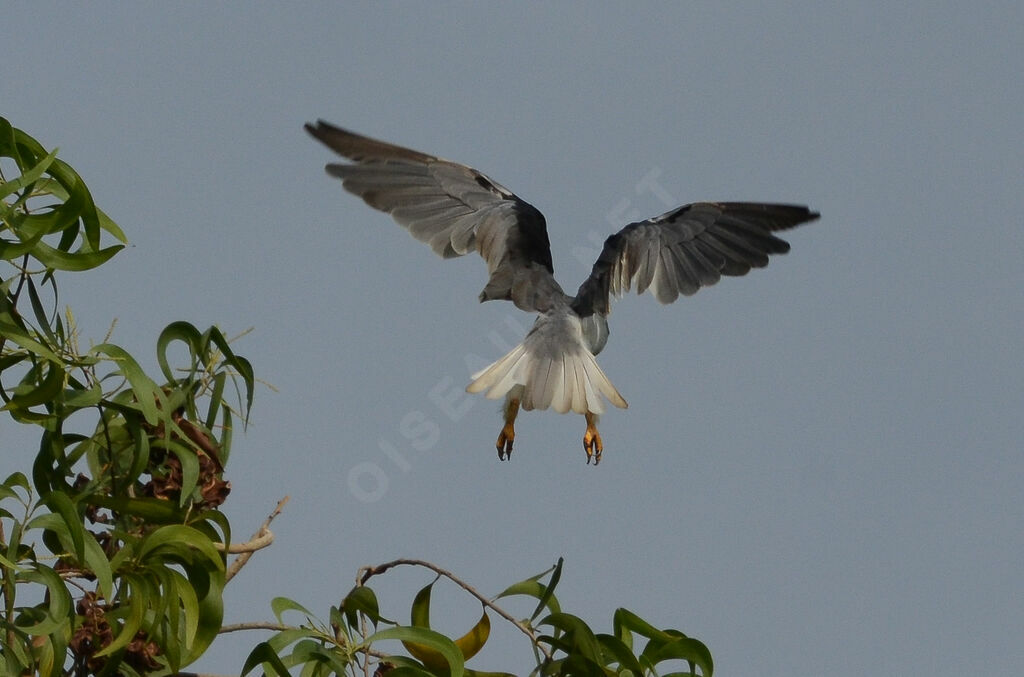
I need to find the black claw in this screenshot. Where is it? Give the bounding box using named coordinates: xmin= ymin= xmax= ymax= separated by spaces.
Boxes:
xmin=497 ymin=441 xmax=513 ymax=461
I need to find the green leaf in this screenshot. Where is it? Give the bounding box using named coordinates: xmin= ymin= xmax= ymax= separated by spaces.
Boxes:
xmin=162 ymin=439 xmax=200 ymax=507
xmin=63 ymin=381 xmax=103 ymax=408
xmin=24 ymin=512 xmax=78 ymax=559
xmin=0 ymin=145 xmax=58 ymax=200
xmin=90 ymin=343 xmax=163 ymax=425
xmin=538 ymin=613 xmax=602 ymax=665
xmin=529 ymin=556 xmax=562 ymax=623
xmin=0 ymin=223 xmax=48 ymax=261
xmin=35 ymin=629 xmax=67 ymax=677
xmin=190 ymin=508 xmax=231 ymax=550
xmin=203 ymin=325 xmax=255 ymax=415
xmin=42 ymin=491 xmax=85 ymax=561
xmin=0 ymin=319 xmax=61 ymax=363
xmin=271 ymin=596 xmax=320 ymax=625
xmin=205 ymin=371 xmax=227 ymax=431
xmin=29 ymin=240 xmax=124 ymax=271
xmin=614 ymin=607 xmax=668 ymax=644
xmin=494 ymin=579 xmax=562 ymax=619
xmin=217 ymin=405 xmax=234 ymax=465
xmin=138 ymin=524 xmax=224 ymax=571
xmin=96 ymin=205 xmax=127 ymax=243
xmin=281 ymin=638 xmax=349 ymax=673
xmin=96 ymin=574 xmax=147 ymax=658
xmin=156 ymin=321 xmax=202 ymax=385
xmin=410 ymin=580 xmax=435 ymax=628
xmin=595 ymin=633 xmax=645 ymax=674
xmin=88 ymin=494 xmax=187 ymax=523
xmin=266 ymin=626 xmax=320 ymax=653
xmin=0 ymin=551 xmax=24 ymax=571
xmin=25 ymin=175 xmax=124 ymax=244
xmin=242 ymin=641 xmax=292 ymax=677
xmin=643 ymin=632 xmax=714 ymax=677
xmin=81 ymin=528 xmax=115 ymax=602
xmin=25 ymin=274 xmax=57 ymax=330
xmin=341 ymin=585 xmax=388 ymax=628
xmin=2 ymin=471 xmax=31 ymax=493
xmin=170 ymin=568 xmax=201 ymax=648
xmin=367 ymin=626 xmax=465 ymax=677
xmin=2 ymin=362 xmax=63 ymax=414
xmin=17 ymin=566 xmax=72 ymax=636
xmin=1 ymin=630 xmax=32 ymax=674
xmin=187 ymin=562 xmax=225 ymax=664
xmin=454 ymin=609 xmax=490 ymax=662
xmin=42 ymin=154 xmax=102 ymax=251
xmin=403 ymin=581 xmax=491 ymax=664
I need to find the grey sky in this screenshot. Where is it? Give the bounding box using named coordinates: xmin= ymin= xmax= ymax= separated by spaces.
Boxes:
xmin=3 ymin=3 xmax=1022 ymax=675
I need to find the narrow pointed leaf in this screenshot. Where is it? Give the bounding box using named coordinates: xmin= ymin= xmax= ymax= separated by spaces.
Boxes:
xmin=494 ymin=579 xmax=561 ymax=618
xmin=138 ymin=524 xmax=224 ymax=571
xmin=644 ymin=633 xmax=713 ymax=677
xmin=271 ymin=596 xmax=320 ymax=625
xmin=596 ymin=633 xmax=644 ymax=674
xmin=43 ymin=491 xmax=85 ymax=560
xmin=614 ymin=607 xmax=669 ymax=643
xmin=91 ymin=343 xmax=163 ymax=425
xmin=156 ymin=321 xmax=202 ymax=384
xmin=0 ymin=146 xmax=58 ymax=199
xmin=410 ymin=580 xmax=435 ymax=628
xmin=16 ymin=566 xmax=71 ymax=636
xmin=453 ymin=608 xmax=490 ymax=661
xmin=2 ymin=361 xmax=65 ymax=412
xmin=341 ymin=585 xmax=388 ymax=628
xmin=368 ymin=626 xmax=464 ymax=677
xmin=30 ymin=241 xmax=124 ymax=271
xmin=242 ymin=641 xmax=291 ymax=676
xmin=529 ymin=556 xmax=562 ymax=622
xmin=88 ymin=495 xmax=186 ymax=523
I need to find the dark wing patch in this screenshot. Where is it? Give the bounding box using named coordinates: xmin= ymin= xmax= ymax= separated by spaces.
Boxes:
xmin=306 ymin=120 xmax=555 ymax=302
xmin=573 ymin=202 xmax=819 ymax=316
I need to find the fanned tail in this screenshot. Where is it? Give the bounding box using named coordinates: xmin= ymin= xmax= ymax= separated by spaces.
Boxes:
xmin=467 ymin=340 xmax=628 ymax=415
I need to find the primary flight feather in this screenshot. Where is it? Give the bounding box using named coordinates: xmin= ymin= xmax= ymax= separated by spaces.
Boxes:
xmin=306 ymin=120 xmax=818 ymax=463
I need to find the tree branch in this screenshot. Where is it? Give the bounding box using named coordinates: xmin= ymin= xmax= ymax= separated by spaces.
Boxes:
xmin=218 ymin=621 xmax=291 ymax=634
xmin=219 ymin=530 xmax=275 ymax=554
xmin=358 ymin=558 xmax=554 ymax=662
xmin=224 ymin=496 xmax=289 ymax=583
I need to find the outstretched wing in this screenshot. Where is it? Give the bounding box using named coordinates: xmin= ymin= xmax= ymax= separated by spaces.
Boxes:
xmin=573 ymin=202 xmax=819 ymax=316
xmin=306 ymin=121 xmax=557 ymax=308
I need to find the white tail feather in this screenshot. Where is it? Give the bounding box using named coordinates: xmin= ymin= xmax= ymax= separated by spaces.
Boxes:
xmin=467 ymin=340 xmax=628 ymax=415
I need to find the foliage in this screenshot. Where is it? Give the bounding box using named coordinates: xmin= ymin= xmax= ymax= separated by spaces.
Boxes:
xmin=244 ymin=558 xmax=713 ymax=677
xmin=1 ymin=117 xmax=711 ymax=676
xmin=1 ymin=117 xmax=253 ymax=675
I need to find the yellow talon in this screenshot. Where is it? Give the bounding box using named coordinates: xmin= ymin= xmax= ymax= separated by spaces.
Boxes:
xmin=583 ymin=412 xmax=603 ymax=465
xmin=496 ymin=422 xmax=515 ymax=460
xmin=496 ymin=398 xmax=520 ymax=460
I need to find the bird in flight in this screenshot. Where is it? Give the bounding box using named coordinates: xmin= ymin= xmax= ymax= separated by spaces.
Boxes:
xmin=306 ymin=121 xmax=818 ymax=464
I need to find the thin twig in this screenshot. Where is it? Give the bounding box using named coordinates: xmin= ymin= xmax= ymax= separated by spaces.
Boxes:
xmin=225 ymin=496 xmax=289 ymax=583
xmin=216 ymin=530 xmax=274 ymax=554
xmin=361 ymin=603 xmax=371 ymax=677
xmin=219 ymin=621 xmax=390 ymax=662
xmin=218 ymin=621 xmax=292 ymax=634
xmin=358 ymin=558 xmax=554 ymax=662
